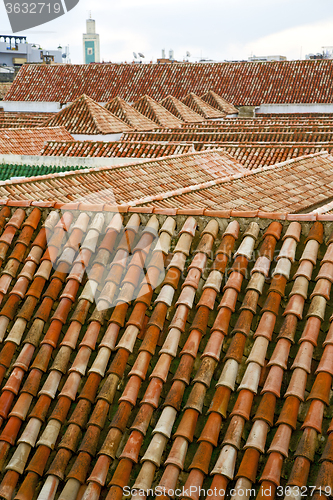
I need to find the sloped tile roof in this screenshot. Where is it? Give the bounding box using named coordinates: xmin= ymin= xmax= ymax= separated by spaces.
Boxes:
xmin=104 ymin=97 xmax=157 ymax=131
xmin=137 ymin=153 xmax=333 ymax=213
xmin=40 ymin=140 xmax=194 ymax=158
xmin=196 ymin=143 xmax=333 ymax=169
xmin=1 ymin=152 xmax=333 ymax=215
xmin=201 ymin=90 xmax=239 ymax=115
xmin=0 ymin=206 xmax=331 ymax=500
xmin=160 ymin=96 xmax=205 ymax=123
xmin=0 ymin=112 xmax=55 ymax=129
xmin=132 ymin=95 xmax=184 ymax=128
xmin=182 ymin=92 xmax=225 ymax=119
xmin=0 ymin=127 xmax=74 ymax=155
xmin=0 ymin=150 xmax=246 ymax=204
xmin=121 ymin=125 xmax=333 ymax=143
xmin=44 ymin=94 xmax=133 ymax=134
xmin=5 ymin=60 xmax=333 ymax=105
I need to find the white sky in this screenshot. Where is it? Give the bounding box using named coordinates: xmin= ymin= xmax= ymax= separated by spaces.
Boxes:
xmin=0 ymin=0 xmax=333 ymax=63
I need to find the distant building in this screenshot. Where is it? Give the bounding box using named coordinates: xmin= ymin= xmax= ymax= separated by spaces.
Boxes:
xmin=0 ymin=35 xmax=62 ymax=69
xmin=248 ymin=55 xmax=287 ymax=62
xmin=83 ymin=18 xmax=100 ymax=63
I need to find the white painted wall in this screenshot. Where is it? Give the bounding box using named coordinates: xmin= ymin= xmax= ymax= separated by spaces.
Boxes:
xmin=72 ymin=133 xmax=123 ymax=141
xmin=256 ymin=103 xmax=333 ymax=114
xmin=0 ymin=101 xmax=61 ymax=112
xmin=0 ymin=154 xmax=145 ymax=167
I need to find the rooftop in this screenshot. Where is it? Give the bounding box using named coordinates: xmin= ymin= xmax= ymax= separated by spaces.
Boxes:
xmin=160 ymin=96 xmax=205 ymax=124
xmin=182 ymin=93 xmax=226 ymax=119
xmin=104 ymin=97 xmax=158 ymax=131
xmin=44 ymin=94 xmax=133 ymax=135
xmin=0 ymin=127 xmax=74 ymax=155
xmin=0 ymin=205 xmax=330 ymax=500
xmin=5 ymin=60 xmax=333 ymax=105
xmin=132 ymin=96 xmax=184 ymax=129
xmin=0 ymin=112 xmax=55 ymax=129
xmin=40 ymin=140 xmax=194 ymax=158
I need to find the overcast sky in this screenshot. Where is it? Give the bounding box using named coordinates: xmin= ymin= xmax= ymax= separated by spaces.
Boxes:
xmin=1 ymin=0 xmax=333 ymax=63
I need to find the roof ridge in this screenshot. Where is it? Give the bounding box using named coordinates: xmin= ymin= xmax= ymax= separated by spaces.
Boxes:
xmin=0 ymin=199 xmax=328 ymax=220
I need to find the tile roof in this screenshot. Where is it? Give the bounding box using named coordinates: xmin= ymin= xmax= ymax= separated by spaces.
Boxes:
xmin=104 ymin=97 xmax=157 ymax=131
xmin=39 ymin=140 xmax=194 ymax=158
xmin=201 ymin=90 xmax=239 ymax=115
xmin=121 ymin=125 xmax=333 ymax=143
xmin=182 ymin=93 xmax=225 ymax=119
xmin=6 ymin=60 xmax=333 ymax=105
xmin=0 ymin=150 xmax=246 ymax=204
xmin=44 ymin=94 xmax=133 ymax=135
xmin=0 ymin=112 xmax=55 ymax=129
xmin=136 ymin=152 xmax=333 ymax=213
xmin=160 ymin=96 xmax=205 ymax=123
xmin=196 ymin=143 xmax=333 ymax=169
xmin=132 ymin=96 xmax=184 ymax=129
xmin=0 ymin=127 xmax=74 ymax=155
xmin=1 ymin=151 xmax=333 ymax=216
xmin=0 ymin=206 xmax=331 ymax=500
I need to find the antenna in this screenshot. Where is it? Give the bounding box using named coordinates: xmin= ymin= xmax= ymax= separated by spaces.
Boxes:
xmin=186 ymin=51 xmax=191 ymax=57
xmin=133 ymin=52 xmax=138 ymax=59
xmin=138 ymin=52 xmax=145 ymax=58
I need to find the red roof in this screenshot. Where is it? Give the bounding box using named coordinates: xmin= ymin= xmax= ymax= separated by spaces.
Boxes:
xmin=0 ymin=111 xmax=55 ymax=129
xmin=40 ymin=140 xmax=194 ymax=158
xmin=104 ymin=96 xmax=157 ymax=131
xmin=1 ymin=151 xmax=333 ymax=215
xmin=182 ymin=92 xmax=226 ymax=119
xmin=0 ymin=150 xmax=246 ymax=204
xmin=0 ymin=127 xmax=73 ymax=155
xmin=197 ymin=142 xmax=333 ymax=169
xmin=6 ymin=60 xmax=333 ymax=105
xmin=132 ymin=95 xmax=184 ymax=128
xmin=160 ymin=95 xmax=205 ymax=123
xmin=0 ymin=205 xmax=330 ymax=500
xmin=138 ymin=153 xmax=333 ymax=212
xmin=44 ymin=94 xmax=133 ymax=134
xmin=201 ymin=90 xmax=239 ymax=114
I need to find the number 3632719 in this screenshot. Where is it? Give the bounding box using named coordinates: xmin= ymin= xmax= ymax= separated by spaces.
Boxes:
xmin=5 ymin=3 xmax=61 ymax=14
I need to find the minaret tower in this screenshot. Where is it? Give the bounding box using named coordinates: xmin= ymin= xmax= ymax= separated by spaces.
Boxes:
xmin=83 ymin=13 xmax=100 ymax=63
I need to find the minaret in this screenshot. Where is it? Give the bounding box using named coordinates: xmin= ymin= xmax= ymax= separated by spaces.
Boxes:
xmin=83 ymin=14 xmax=100 ymax=63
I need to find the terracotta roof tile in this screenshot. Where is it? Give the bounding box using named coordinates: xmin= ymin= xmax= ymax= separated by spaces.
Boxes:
xmin=0 ymin=150 xmax=246 ymax=204
xmin=39 ymin=140 xmax=194 ymax=158
xmin=0 ymin=127 xmax=73 ymax=155
xmin=0 ymin=208 xmax=330 ymax=497
xmin=201 ymin=90 xmax=239 ymax=115
xmin=182 ymin=92 xmax=226 ymax=119
xmin=44 ymin=94 xmax=133 ymax=134
xmin=132 ymin=95 xmax=184 ymax=128
xmin=0 ymin=111 xmax=55 ymax=129
xmin=6 ymin=60 xmax=333 ymax=105
xmin=160 ymin=95 xmax=205 ymax=123
xmin=104 ymin=96 xmax=157 ymax=131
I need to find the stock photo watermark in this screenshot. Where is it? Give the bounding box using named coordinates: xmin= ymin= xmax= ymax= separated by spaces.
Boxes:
xmin=122 ymin=486 xmax=332 ymax=498
xmin=3 ymin=0 xmax=79 ymax=32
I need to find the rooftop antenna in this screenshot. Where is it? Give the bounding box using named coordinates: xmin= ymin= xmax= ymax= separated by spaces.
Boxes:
xmin=89 ymin=10 xmax=92 ymax=18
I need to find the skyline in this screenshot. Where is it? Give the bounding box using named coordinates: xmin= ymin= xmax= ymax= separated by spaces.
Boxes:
xmin=0 ymin=0 xmax=332 ymax=63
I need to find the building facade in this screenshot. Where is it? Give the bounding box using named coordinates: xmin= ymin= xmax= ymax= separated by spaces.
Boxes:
xmin=0 ymin=35 xmax=62 ymax=69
